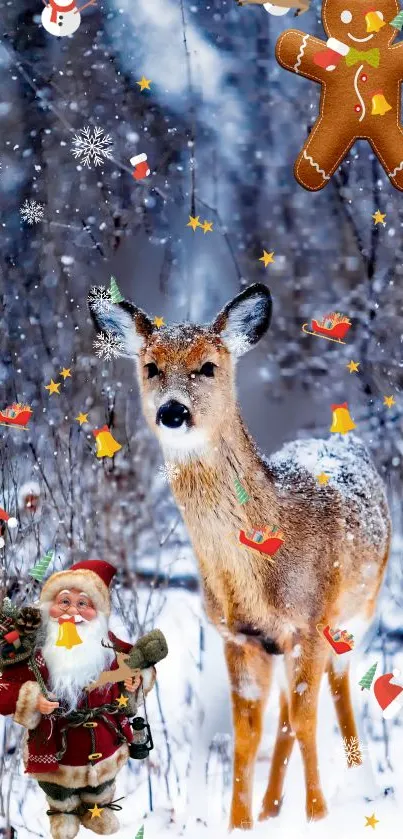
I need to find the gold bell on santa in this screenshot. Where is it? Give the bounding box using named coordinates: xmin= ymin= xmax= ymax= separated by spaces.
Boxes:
xmin=55 ymin=620 xmax=83 ymax=649
xmin=365 ymin=10 xmax=386 ymax=32
xmin=371 ymin=91 xmax=392 ymax=116
xmin=330 ymin=402 xmax=356 ymax=435
xmin=93 ymin=425 xmax=122 ymax=458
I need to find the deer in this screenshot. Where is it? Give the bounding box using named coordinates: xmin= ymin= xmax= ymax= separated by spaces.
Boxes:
xmin=90 ymin=283 xmax=391 ymax=830
xmin=85 ymin=650 xmax=138 ymax=693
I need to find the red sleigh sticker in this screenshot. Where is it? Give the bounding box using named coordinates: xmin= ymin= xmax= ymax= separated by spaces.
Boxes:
xmin=302 ymin=312 xmax=351 ymax=344
xmin=317 ymin=623 xmax=355 ymax=655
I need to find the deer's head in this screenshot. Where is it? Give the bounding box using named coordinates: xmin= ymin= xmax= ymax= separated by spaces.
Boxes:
xmin=90 ymin=284 xmax=272 ymax=460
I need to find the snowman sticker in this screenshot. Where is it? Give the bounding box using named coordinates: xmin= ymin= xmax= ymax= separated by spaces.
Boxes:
xmin=41 ymin=0 xmax=96 ymax=37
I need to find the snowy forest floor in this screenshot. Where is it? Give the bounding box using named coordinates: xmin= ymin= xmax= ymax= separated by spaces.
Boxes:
xmin=4 ymin=576 xmax=403 ymax=839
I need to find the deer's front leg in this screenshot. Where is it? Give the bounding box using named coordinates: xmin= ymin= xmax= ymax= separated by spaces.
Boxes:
xmin=275 ymin=30 xmax=328 ymax=82
xmin=225 ymin=639 xmax=272 ymax=831
xmin=285 ymin=638 xmax=328 ymax=821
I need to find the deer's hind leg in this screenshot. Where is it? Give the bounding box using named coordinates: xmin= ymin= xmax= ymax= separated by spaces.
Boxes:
xmin=328 ymin=661 xmax=362 ymax=767
xmin=259 ymin=689 xmax=295 ymax=821
xmin=285 ymin=638 xmax=328 ymax=821
xmin=225 ymin=639 xmax=273 ymax=831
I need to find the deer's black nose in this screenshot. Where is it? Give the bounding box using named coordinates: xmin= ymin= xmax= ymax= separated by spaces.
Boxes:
xmin=157 ymin=400 xmax=191 ymax=429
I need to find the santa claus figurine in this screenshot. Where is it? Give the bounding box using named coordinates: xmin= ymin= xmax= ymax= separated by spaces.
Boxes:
xmin=0 ymin=560 xmax=157 ymax=839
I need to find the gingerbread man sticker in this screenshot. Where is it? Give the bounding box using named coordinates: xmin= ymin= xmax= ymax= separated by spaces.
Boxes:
xmin=276 ymin=0 xmax=403 ymax=190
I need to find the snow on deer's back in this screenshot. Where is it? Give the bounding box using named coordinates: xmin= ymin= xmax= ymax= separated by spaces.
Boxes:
xmin=90 ymin=283 xmax=391 ymax=830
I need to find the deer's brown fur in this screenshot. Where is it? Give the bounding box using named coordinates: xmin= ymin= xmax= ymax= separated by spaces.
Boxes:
xmin=91 ymin=284 xmax=391 ymax=829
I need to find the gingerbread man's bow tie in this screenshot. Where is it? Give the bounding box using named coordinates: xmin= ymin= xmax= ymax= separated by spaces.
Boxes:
xmin=345 ymin=47 xmax=380 ymax=68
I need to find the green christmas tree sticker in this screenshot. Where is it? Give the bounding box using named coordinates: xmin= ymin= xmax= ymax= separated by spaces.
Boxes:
xmin=359 ymin=662 xmax=377 ymax=691
xmin=29 ymin=549 xmax=54 ymax=582
xmin=234 ymin=477 xmax=250 ymax=505
xmin=109 ymin=276 xmax=124 ymax=304
xmin=390 ymin=10 xmax=403 ymax=29
xmin=135 ymin=827 xmax=144 ymax=839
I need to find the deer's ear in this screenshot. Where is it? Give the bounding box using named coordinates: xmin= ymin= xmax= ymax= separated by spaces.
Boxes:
xmin=89 ymin=299 xmax=154 ymax=357
xmin=212 ymin=284 xmax=272 ymax=357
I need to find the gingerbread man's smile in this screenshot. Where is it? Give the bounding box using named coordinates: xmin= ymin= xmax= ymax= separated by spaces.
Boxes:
xmin=347 ymin=32 xmax=374 ymax=41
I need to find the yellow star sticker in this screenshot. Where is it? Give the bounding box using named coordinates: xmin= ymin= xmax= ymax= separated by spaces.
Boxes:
xmin=383 ymin=395 xmax=396 ymax=408
xmin=116 ymin=694 xmax=129 ymax=708
xmin=153 ymin=316 xmax=165 ymax=328
xmin=316 ymin=473 xmax=330 ymax=486
xmin=75 ymin=412 xmax=89 ymax=425
xmin=259 ymin=250 xmax=275 ymax=267
xmin=136 ymin=76 xmax=151 ymax=91
xmin=202 ymin=220 xmax=213 ymax=233
xmin=365 ymin=813 xmax=379 ymax=829
xmin=346 ymin=360 xmax=360 ymax=373
xmin=88 ymin=803 xmax=104 ymax=819
xmin=187 ymin=215 xmax=201 ymax=232
xmin=60 ymin=368 xmax=72 ymax=379
xmin=45 ymin=379 xmax=61 ymax=395
xmin=372 ymin=210 xmax=386 ymax=226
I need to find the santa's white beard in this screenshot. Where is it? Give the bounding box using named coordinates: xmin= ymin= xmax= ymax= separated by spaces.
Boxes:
xmin=40 ymin=610 xmax=114 ymax=712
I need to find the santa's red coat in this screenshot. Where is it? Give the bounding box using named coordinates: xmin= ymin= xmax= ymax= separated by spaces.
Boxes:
xmin=0 ymin=632 xmax=155 ymax=788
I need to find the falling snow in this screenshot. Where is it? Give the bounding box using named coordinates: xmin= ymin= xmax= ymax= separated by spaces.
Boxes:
xmin=20 ymin=199 xmax=44 ymax=225
xmin=93 ymin=331 xmax=124 ymax=361
xmin=71 ymin=126 xmax=114 ymax=168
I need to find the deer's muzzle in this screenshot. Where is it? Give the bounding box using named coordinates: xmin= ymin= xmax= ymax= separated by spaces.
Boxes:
xmin=156 ymin=400 xmax=191 ymax=429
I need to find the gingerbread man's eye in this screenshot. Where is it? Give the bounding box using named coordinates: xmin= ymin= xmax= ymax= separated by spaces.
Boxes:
xmin=340 ymin=9 xmax=352 ymax=22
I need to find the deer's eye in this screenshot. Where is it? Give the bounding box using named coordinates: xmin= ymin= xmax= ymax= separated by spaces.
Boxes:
xmin=199 ymin=362 xmax=216 ymax=377
xmin=145 ymin=362 xmax=160 ymax=379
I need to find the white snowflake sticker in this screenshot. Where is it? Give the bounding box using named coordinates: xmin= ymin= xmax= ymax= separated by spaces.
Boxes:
xmin=88 ymin=286 xmax=112 ymax=314
xmin=20 ymin=200 xmax=44 ymax=225
xmin=93 ymin=331 xmax=124 ymax=361
xmin=71 ymin=126 xmax=114 ymax=169
xmin=342 ymin=736 xmax=366 ymax=766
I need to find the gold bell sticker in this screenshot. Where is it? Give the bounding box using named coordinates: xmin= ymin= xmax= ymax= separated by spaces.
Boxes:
xmin=330 ymin=402 xmax=356 ymax=435
xmin=56 ymin=617 xmax=83 ymax=649
xmin=93 ymin=425 xmax=122 ymax=458
xmin=365 ymin=10 xmax=386 ymax=32
xmin=371 ymin=91 xmax=392 ymax=116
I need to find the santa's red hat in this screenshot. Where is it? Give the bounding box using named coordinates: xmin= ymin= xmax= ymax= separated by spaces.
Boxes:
xmin=40 ymin=559 xmax=117 ymax=615
xmin=0 ymin=507 xmax=18 ymax=547
xmin=374 ymin=670 xmax=403 ymax=719
xmin=0 ymin=507 xmax=18 ymax=529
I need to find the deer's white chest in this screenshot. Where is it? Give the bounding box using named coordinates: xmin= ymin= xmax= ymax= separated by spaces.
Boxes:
xmin=41 ymin=4 xmax=81 ymax=36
